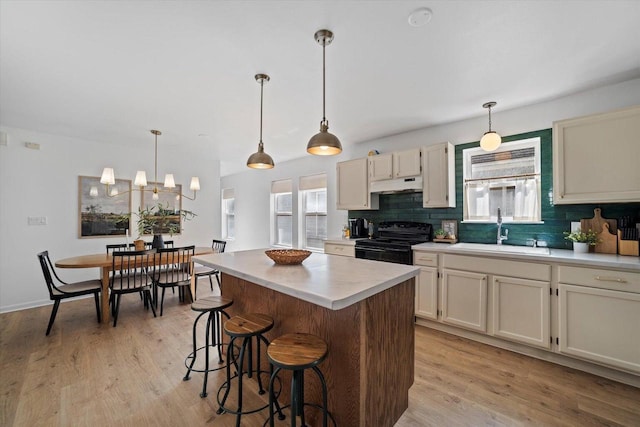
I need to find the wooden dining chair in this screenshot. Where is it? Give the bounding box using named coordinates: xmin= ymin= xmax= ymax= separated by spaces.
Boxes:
xmin=193 ymin=239 xmax=226 ymax=296
xmin=109 ymin=249 xmax=157 ymax=327
xmin=37 ymin=251 xmax=102 ymax=336
xmin=151 ymin=245 xmax=195 ymax=316
xmin=106 ymin=243 xmax=129 ymax=253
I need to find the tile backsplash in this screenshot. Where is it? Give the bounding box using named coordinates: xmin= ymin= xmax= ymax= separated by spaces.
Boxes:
xmin=349 ymin=129 xmax=640 ymax=249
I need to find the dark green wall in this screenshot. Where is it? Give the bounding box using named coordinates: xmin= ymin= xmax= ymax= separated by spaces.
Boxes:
xmin=349 ymin=129 xmax=640 ymax=249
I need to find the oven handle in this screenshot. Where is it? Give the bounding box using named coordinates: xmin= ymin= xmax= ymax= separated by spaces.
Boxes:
xmin=356 ymin=247 xmax=409 ymax=253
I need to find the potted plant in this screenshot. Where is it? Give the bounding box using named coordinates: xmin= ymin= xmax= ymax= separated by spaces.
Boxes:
xmin=135 ymin=202 xmax=196 ymax=249
xmin=434 ymin=229 xmax=447 ymax=239
xmin=563 ymin=229 xmax=599 ymax=253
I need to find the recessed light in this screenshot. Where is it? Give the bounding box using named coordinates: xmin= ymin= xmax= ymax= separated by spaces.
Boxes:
xmin=408 ymin=7 xmax=433 ymax=27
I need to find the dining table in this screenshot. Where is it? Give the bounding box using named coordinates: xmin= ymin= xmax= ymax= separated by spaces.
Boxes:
xmin=55 ymin=246 xmax=213 ymax=323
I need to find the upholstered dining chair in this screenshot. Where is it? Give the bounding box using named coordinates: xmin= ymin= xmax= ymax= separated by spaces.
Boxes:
xmin=193 ymin=239 xmax=226 ymax=296
xmin=109 ymin=249 xmax=157 ymax=327
xmin=37 ymin=251 xmax=102 ymax=336
xmin=151 ymin=245 xmax=195 ymax=316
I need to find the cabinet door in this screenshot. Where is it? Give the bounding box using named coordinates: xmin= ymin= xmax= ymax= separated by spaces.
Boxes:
xmin=393 ymin=148 xmax=421 ymax=178
xmin=368 ymin=153 xmax=393 ymax=181
xmin=441 ymin=269 xmax=487 ymax=332
xmin=558 ymin=284 xmax=640 ymax=373
xmin=553 ymin=105 xmax=640 ymax=204
xmin=422 ymin=142 xmax=455 ymax=208
xmin=336 ymin=158 xmax=378 ymax=210
xmin=491 ymin=276 xmax=550 ymax=349
xmin=415 ymin=267 xmax=438 ymax=320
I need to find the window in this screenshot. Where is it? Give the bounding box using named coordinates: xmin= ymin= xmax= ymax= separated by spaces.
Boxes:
xmin=463 ymin=137 xmax=541 ymax=222
xmin=271 ymin=180 xmax=292 ymax=247
xmin=300 ymin=174 xmax=327 ymax=251
xmin=221 ymin=188 xmax=235 ymax=239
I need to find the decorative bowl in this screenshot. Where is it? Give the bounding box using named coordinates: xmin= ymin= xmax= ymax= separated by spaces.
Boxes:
xmin=265 ymin=249 xmax=312 ymax=265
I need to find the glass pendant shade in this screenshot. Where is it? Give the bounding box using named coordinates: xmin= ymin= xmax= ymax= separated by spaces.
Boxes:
xmin=480 ymin=131 xmax=502 ymax=151
xmin=307 ymin=123 xmax=342 ymax=155
xmin=480 ymin=101 xmax=501 ymax=152
xmin=247 ymin=141 xmax=274 ymax=169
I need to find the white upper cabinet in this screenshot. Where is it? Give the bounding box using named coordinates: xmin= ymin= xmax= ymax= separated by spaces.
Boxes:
xmin=336 ymin=157 xmax=379 ymax=210
xmin=368 ymin=153 xmax=393 ymax=181
xmin=553 ymin=105 xmax=640 ymax=204
xmin=368 ymin=148 xmax=421 ymax=182
xmin=393 ymin=148 xmax=422 ymax=178
xmin=422 ymin=142 xmax=456 ymax=208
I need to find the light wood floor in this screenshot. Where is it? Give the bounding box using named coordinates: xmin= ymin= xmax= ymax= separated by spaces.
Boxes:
xmin=1 ymin=290 xmax=639 ymax=427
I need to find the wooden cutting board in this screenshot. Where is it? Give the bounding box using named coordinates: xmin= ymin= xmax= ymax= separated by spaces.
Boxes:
xmin=581 ymin=208 xmax=617 ymax=234
xmin=595 ymin=223 xmax=618 ymax=254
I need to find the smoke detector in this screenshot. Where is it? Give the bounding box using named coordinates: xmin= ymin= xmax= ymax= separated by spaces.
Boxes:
xmin=408 ymin=7 xmax=433 ymax=27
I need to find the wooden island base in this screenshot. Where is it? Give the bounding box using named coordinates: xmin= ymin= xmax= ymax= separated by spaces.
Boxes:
xmin=221 ymin=272 xmax=415 ymax=427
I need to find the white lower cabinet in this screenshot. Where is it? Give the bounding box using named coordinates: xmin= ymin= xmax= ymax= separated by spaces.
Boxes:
xmin=415 ymin=267 xmax=438 ymax=320
xmin=558 ymin=283 xmax=640 ymax=374
xmin=324 ymin=241 xmax=355 ymax=257
xmin=491 ymin=276 xmax=550 ymax=349
xmin=441 ymin=269 xmax=487 ymax=332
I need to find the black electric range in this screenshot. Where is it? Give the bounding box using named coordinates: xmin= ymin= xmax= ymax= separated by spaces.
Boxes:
xmin=355 ymin=221 xmax=433 ymax=265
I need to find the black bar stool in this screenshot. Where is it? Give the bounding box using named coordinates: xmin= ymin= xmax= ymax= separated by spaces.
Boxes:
xmin=217 ymin=313 xmax=282 ymax=427
xmin=267 ymin=333 xmax=335 ymax=427
xmin=183 ymin=296 xmax=233 ymax=398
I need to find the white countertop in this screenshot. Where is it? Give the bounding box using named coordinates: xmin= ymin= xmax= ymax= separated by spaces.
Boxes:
xmin=412 ymin=242 xmax=640 ymax=271
xmin=193 ymin=249 xmax=420 ymax=310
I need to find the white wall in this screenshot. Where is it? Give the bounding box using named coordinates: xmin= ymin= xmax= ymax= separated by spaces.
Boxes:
xmin=221 ymin=78 xmax=640 ymax=251
xmin=0 ymin=128 xmax=220 ymax=312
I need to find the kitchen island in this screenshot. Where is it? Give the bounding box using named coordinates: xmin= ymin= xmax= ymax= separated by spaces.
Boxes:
xmin=192 ymin=249 xmax=420 ymax=427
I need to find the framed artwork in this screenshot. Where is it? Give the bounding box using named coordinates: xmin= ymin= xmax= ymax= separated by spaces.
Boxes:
xmin=139 ymin=183 xmax=183 ymax=235
xmin=441 ymin=219 xmax=457 ymax=239
xmin=78 ymin=176 xmax=131 ymax=238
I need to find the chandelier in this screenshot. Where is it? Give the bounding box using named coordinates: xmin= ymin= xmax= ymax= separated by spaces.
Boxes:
xmin=100 ymin=130 xmax=200 ymax=200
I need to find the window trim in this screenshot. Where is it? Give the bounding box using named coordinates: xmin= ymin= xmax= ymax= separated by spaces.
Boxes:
xmin=462 ymin=137 xmax=543 ymax=224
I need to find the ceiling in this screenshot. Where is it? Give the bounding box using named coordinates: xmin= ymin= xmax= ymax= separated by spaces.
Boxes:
xmin=1 ymin=1 xmax=639 ymax=176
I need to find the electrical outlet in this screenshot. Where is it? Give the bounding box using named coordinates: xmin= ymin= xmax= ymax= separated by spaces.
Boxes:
xmin=27 ymin=216 xmax=47 ymax=226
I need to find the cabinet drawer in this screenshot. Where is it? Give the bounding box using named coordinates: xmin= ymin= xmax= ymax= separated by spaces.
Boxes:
xmin=443 ymin=254 xmax=550 ymax=281
xmin=558 ymin=266 xmax=640 ymax=293
xmin=413 ymin=251 xmax=438 ymax=267
xmin=324 ymin=243 xmax=355 ymax=257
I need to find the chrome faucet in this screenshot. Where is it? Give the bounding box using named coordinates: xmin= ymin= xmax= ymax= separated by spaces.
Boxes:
xmin=497 ymin=208 xmax=508 ymax=245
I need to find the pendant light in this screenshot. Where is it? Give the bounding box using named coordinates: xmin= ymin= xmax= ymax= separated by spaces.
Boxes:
xmin=247 ymin=74 xmax=275 ymax=169
xmin=480 ymin=101 xmax=501 ymax=152
xmin=307 ymin=29 xmax=342 ymax=156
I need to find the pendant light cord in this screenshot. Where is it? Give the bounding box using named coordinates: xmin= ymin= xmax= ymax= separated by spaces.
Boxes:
xmin=154 ymin=132 xmax=158 ymax=192
xmin=487 ymin=104 xmax=492 ymax=132
xmin=322 ymin=41 xmax=326 ymax=125
xmin=260 ymin=78 xmax=264 ymax=142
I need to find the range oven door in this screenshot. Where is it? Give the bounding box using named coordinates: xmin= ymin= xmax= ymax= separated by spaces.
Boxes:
xmin=355 ymin=246 xmax=412 ymax=265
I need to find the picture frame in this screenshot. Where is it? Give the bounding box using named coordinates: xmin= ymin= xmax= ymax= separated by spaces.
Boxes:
xmin=139 ymin=183 xmax=183 ymax=236
xmin=78 ymin=176 xmax=131 ymax=238
xmin=441 ymin=219 xmax=458 ymax=239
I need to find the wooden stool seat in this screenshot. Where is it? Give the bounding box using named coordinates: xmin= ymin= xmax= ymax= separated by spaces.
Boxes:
xmin=223 ymin=313 xmax=273 ymax=337
xmin=191 ymin=295 xmax=233 ymax=312
xmin=268 ymin=333 xmax=328 ymax=370
xmin=267 ymin=333 xmax=333 ymax=426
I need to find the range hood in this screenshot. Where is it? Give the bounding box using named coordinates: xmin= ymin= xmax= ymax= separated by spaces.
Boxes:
xmin=370 ymin=176 xmax=423 ymax=194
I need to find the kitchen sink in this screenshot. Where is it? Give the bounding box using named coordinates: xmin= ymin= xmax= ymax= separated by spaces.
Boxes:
xmin=449 ymin=242 xmax=550 ymax=255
